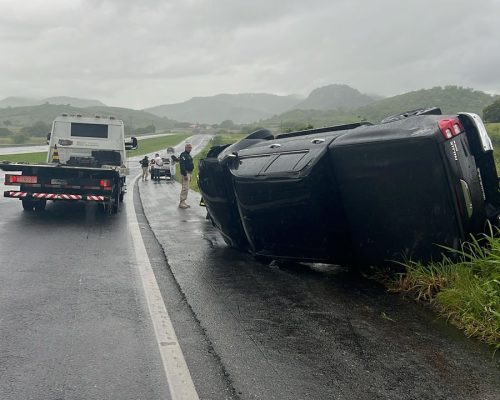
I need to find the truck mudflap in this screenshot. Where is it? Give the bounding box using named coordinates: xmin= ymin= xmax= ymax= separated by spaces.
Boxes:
xmin=4 ymin=191 xmax=107 ymax=202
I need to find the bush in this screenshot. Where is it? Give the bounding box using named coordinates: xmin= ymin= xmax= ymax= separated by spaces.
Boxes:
xmin=483 ymin=99 xmax=500 ymax=123
xmin=20 ymin=121 xmax=51 ymax=137
xmin=12 ymin=134 xmax=29 ymax=144
xmin=0 ymin=127 xmax=13 ymax=137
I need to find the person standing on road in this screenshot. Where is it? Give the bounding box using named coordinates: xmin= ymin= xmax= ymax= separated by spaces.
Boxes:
xmin=153 ymin=153 xmax=163 ymax=182
xmin=179 ymin=143 xmax=194 ymax=208
xmin=139 ymin=155 xmax=149 ymax=181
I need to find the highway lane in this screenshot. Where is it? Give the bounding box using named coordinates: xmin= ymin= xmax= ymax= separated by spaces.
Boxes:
xmin=0 ymin=174 xmax=172 ymax=399
xmin=0 ymin=134 xmax=213 ymax=399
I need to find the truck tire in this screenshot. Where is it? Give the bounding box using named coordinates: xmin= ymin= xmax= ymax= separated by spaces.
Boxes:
xmin=119 ymin=178 xmax=125 ymax=202
xmin=22 ymin=199 xmax=34 ymax=211
xmin=34 ymin=200 xmax=47 ymax=212
xmin=111 ymin=191 xmax=120 ymax=214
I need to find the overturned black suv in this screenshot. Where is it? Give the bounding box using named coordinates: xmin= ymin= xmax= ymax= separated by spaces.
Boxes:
xmin=198 ymin=108 xmax=500 ymax=266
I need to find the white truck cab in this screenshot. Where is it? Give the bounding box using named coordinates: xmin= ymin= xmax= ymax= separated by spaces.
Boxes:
xmin=47 ymin=114 xmax=126 ymax=167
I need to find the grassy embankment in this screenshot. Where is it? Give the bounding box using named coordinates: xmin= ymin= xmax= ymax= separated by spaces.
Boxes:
xmin=0 ymin=134 xmax=190 ymax=164
xmin=392 ymin=122 xmax=500 ymax=350
xmin=0 ymin=137 xmax=46 ymax=147
xmin=126 ymin=133 xmax=189 ymax=158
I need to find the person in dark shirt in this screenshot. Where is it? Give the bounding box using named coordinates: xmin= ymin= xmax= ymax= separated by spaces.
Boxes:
xmin=139 ymin=155 xmax=149 ymax=181
xmin=179 ymin=143 xmax=194 ymax=208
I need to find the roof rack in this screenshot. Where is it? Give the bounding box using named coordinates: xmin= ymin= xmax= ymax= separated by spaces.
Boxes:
xmin=276 ymin=122 xmax=371 ymax=139
xmin=380 ymin=107 xmax=442 ymax=124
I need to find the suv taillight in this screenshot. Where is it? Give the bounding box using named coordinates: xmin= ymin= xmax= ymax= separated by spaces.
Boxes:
xmin=438 ymin=118 xmax=464 ymax=140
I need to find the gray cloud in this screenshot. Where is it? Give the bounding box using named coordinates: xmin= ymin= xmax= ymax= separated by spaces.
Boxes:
xmin=0 ymin=0 xmax=498 ymax=108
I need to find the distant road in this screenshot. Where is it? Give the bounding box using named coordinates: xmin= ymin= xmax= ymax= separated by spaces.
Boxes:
xmin=0 ymin=132 xmax=174 ymax=155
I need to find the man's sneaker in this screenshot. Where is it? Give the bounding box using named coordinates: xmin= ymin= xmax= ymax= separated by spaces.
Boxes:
xmin=179 ymin=202 xmax=189 ymax=209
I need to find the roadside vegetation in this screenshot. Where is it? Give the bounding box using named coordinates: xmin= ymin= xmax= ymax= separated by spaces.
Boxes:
xmin=390 ymin=122 xmax=500 ymax=350
xmin=0 ymin=152 xmax=47 ymax=163
xmin=486 ymin=123 xmax=500 ymax=168
xmin=391 ymin=230 xmax=500 ymax=349
xmin=126 ymin=133 xmax=189 ymax=158
xmin=0 ymin=134 xmax=190 ymax=163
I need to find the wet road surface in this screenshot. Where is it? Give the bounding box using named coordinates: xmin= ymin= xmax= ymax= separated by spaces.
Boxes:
xmin=0 ymin=134 xmax=498 ymax=399
xmin=0 ymin=185 xmax=170 ymax=399
xmin=0 ymin=135 xmax=210 ymax=399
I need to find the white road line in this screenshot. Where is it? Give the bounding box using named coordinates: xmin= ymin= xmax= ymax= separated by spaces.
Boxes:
xmin=126 ymin=173 xmax=199 ymax=400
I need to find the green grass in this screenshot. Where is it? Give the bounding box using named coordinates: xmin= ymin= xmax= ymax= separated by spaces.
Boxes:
xmin=486 ymin=123 xmax=500 ymax=168
xmin=127 ymin=133 xmax=190 ymax=157
xmin=0 ymin=152 xmax=47 ymax=163
xmin=392 ymin=228 xmax=500 ymax=349
xmin=0 ymin=134 xmax=190 ymax=164
xmin=0 ymin=136 xmax=46 ymax=146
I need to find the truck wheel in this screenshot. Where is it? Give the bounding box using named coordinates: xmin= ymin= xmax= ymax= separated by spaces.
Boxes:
xmin=22 ymin=199 xmax=34 ymax=211
xmin=34 ymin=200 xmax=47 ymax=212
xmin=111 ymin=192 xmax=120 ymax=214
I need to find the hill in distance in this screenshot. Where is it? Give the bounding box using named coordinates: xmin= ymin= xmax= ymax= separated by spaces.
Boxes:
xmin=146 ymin=85 xmax=380 ymax=124
xmin=261 ymin=86 xmax=499 ymax=129
xmin=294 ymin=84 xmax=377 ymax=111
xmin=146 ymin=93 xmax=302 ymax=124
xmin=0 ymin=103 xmax=175 ymax=131
xmin=0 ymin=96 xmax=106 ymax=108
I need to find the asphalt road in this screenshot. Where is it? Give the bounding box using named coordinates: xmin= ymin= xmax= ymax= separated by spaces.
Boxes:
xmin=0 ymin=134 xmax=498 ymax=400
xmin=0 ymin=177 xmax=170 ymax=399
xmin=0 ymin=135 xmax=211 ymax=400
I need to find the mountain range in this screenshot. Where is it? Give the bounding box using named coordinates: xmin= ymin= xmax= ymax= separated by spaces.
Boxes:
xmin=1 ymin=85 xmax=498 ymax=129
xmin=145 ymin=93 xmax=302 ymax=124
xmin=0 ymin=96 xmax=106 ymax=108
xmin=144 ymin=85 xmax=378 ymax=124
xmin=0 ymin=104 xmax=174 ymax=131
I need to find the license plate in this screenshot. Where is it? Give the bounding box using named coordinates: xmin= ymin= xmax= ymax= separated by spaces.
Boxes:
xmin=51 ymin=179 xmax=67 ymax=185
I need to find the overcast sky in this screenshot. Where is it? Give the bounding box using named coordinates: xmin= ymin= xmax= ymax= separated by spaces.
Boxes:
xmin=0 ymin=0 xmax=499 ymax=109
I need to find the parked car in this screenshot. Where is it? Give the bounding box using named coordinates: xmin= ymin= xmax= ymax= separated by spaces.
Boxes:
xmin=150 ymin=155 xmax=174 ymax=181
xmin=198 ymin=108 xmax=500 ymax=266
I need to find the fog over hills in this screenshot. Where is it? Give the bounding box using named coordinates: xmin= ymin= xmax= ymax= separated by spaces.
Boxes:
xmin=146 ymin=93 xmax=302 ymax=124
xmin=2 ymin=85 xmax=497 ymax=128
xmin=0 ymin=96 xmax=106 ymax=108
xmin=0 ymin=103 xmax=174 ymax=131
xmin=261 ymin=86 xmax=500 ymax=129
xmin=145 ymin=85 xmax=381 ymax=124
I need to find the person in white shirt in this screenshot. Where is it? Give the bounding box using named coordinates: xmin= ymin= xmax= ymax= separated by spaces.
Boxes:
xmin=153 ymin=153 xmax=163 ymax=182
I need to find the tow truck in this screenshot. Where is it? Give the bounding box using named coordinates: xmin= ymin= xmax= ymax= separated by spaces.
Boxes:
xmin=1 ymin=114 xmax=137 ymax=214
